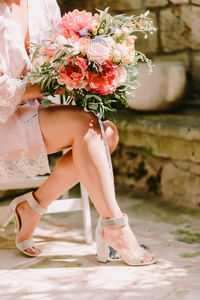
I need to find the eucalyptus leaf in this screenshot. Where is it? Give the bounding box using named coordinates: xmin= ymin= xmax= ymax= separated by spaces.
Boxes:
xmin=41 ymin=99 xmax=52 ymax=107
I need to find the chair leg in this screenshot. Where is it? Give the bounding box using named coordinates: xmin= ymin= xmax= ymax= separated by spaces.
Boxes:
xmin=80 ymin=183 xmax=92 ymax=244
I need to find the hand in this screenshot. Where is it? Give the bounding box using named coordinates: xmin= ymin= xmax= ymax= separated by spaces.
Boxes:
xmin=21 ymin=83 xmax=42 ymax=102
xmin=37 ymin=96 xmax=45 ymax=103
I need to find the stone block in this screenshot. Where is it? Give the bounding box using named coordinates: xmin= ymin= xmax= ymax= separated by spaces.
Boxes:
xmin=115 ymin=109 xmax=200 ymax=163
xmin=135 ymin=12 xmax=158 ymax=56
xmin=191 ymin=52 xmax=200 ymax=93
xmin=181 ymin=5 xmax=200 ymax=50
xmin=92 ymin=0 xmax=142 ymax=11
xmin=146 ymin=0 xmax=168 ymax=7
xmin=191 ymin=0 xmax=200 ymax=5
xmin=161 ymin=162 xmax=200 ymax=206
xmin=170 ymin=0 xmax=189 ymax=4
xmin=153 ymin=52 xmax=190 ymax=70
xmin=127 ymin=61 xmax=186 ymax=111
xmin=190 ymin=164 xmax=200 ymax=175
xmin=160 ymin=8 xmax=187 ymax=52
xmin=113 ymin=145 xmax=163 ymax=194
xmin=160 ymin=6 xmax=200 ymax=52
xmin=112 ymin=108 xmax=200 ymax=207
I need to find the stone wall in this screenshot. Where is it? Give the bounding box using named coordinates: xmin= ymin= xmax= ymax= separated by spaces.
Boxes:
xmin=112 ymin=108 xmax=200 ymax=208
xmin=58 ymin=0 xmax=200 ymax=100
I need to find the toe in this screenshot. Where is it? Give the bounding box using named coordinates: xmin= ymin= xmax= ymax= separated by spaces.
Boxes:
xmin=141 ymin=256 xmax=149 ymax=263
xmin=25 ymin=247 xmax=38 ymax=256
xmin=141 ymin=254 xmax=154 ymax=264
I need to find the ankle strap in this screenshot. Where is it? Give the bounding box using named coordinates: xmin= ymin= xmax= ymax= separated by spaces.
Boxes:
xmin=26 ymin=192 xmax=47 ymax=215
xmin=101 ymin=214 xmax=128 ymax=227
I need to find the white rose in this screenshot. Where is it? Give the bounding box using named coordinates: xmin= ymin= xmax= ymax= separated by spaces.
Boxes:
xmin=87 ymin=42 xmax=110 ymax=64
xmin=103 ymin=36 xmax=115 ymax=47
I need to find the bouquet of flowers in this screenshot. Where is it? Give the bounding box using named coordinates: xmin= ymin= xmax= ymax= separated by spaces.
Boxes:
xmin=26 ymin=7 xmax=156 ymax=119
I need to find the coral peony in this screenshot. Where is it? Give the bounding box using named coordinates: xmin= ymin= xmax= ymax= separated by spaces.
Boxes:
xmin=58 ymin=10 xmax=99 ymax=39
xmin=87 ymin=42 xmax=110 ymax=65
xmin=88 ymin=61 xmax=119 ymax=95
xmin=58 ymin=56 xmax=88 ymax=89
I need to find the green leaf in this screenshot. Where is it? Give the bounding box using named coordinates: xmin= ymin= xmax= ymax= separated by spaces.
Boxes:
xmin=65 ymin=89 xmax=68 ymax=100
xmin=88 ymin=103 xmax=99 ymax=110
xmin=85 ymin=94 xmax=103 ymax=102
xmin=130 ymin=75 xmax=137 ymax=82
xmin=63 ymin=44 xmax=73 ymax=48
xmin=40 ymin=76 xmax=49 ymax=90
xmin=64 ymin=59 xmax=69 ymax=67
xmin=41 ymin=99 xmax=52 ymax=107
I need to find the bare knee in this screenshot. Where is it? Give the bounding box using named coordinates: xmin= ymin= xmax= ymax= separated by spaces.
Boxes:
xmin=75 ymin=113 xmax=119 ymax=154
xmin=103 ymin=120 xmax=119 ymax=154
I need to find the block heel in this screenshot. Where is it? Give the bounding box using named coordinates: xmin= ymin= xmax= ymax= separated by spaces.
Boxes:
xmin=95 ymin=214 xmax=157 ymax=266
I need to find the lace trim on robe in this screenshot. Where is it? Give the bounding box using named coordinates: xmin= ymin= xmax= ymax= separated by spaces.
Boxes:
xmin=0 ymin=145 xmax=50 ymax=183
xmin=0 ymin=77 xmax=27 ymax=124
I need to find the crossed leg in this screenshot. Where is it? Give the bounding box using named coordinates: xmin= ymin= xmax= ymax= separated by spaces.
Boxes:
xmin=16 ymin=104 xmax=155 ymax=263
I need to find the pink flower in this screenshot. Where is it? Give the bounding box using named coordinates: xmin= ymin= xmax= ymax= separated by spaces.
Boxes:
xmin=58 ymin=10 xmax=99 ymax=39
xmin=88 ymin=61 xmax=119 ymax=95
xmin=54 ymin=28 xmax=80 ymax=41
xmin=58 ymin=56 xmax=88 ymax=89
xmin=115 ymin=65 xmax=127 ymax=86
xmin=87 ymin=42 xmax=110 ymax=64
xmin=42 ymin=41 xmax=57 ymax=57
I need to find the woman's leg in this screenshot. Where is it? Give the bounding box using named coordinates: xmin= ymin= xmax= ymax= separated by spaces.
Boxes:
xmin=33 ymin=120 xmax=119 ymax=207
xmin=16 ymin=106 xmax=120 ymax=254
xmin=17 ymin=105 xmax=154 ymax=262
xmin=37 ymin=105 xmax=122 ymax=217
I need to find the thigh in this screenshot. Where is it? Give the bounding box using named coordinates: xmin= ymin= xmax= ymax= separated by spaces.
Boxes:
xmin=38 ymin=104 xmax=99 ymax=154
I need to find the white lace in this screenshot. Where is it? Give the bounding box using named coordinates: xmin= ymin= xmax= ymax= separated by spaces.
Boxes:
xmin=0 ymin=145 xmax=50 ymax=183
xmin=0 ymin=77 xmax=27 ymax=124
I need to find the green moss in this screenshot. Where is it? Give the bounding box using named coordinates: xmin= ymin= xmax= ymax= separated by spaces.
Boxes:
xmin=180 ymin=251 xmax=200 ymax=258
xmin=121 ymin=192 xmax=200 ymax=225
xmin=28 ymin=256 xmax=83 ymax=269
xmin=170 ymin=229 xmax=200 ymax=244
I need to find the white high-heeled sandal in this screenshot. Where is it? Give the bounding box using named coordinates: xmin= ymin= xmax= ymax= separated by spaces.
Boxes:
xmin=0 ymin=191 xmax=47 ymax=257
xmin=95 ymin=214 xmax=157 ymax=266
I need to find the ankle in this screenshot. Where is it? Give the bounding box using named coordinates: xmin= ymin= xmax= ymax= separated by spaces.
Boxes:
xmin=17 ymin=200 xmax=40 ymax=219
xmin=101 ymin=212 xmax=124 ymax=219
xmin=33 ymin=191 xmax=48 ymax=209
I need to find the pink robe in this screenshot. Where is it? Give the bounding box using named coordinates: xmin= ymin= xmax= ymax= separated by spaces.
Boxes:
xmin=0 ymin=0 xmax=61 ymax=182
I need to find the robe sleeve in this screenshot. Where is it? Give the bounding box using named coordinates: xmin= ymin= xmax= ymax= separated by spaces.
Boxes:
xmin=49 ymin=0 xmax=62 ymax=30
xmin=0 ymin=54 xmax=27 ymax=124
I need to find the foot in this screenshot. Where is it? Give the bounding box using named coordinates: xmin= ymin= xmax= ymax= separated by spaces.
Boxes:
xmin=16 ymin=200 xmax=41 ymax=256
xmin=103 ymin=224 xmax=155 ymax=264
